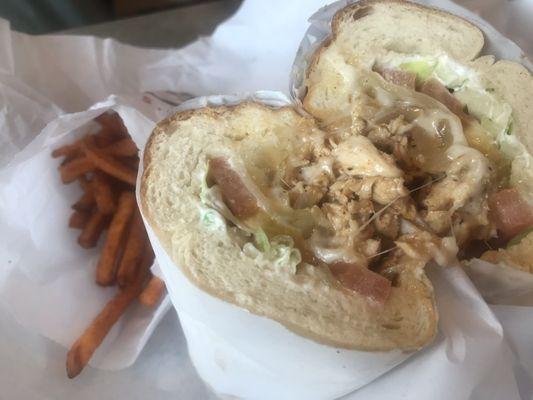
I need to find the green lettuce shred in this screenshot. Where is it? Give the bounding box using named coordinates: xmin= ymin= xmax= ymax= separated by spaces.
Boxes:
xmin=399 ymin=59 xmax=436 ymax=83
xmin=198 ymin=163 xmax=302 ymax=272
xmin=253 ymin=228 xmax=271 ymax=252
xmin=244 ymin=234 xmax=302 ymax=273
xmin=508 ymin=227 xmax=533 ymax=248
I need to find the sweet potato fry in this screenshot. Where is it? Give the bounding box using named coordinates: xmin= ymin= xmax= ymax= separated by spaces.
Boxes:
xmin=82 ymin=140 xmax=137 ymax=185
xmin=138 ymin=240 xmax=155 ymax=275
xmin=129 ymin=240 xmax=155 ymax=285
xmin=116 ymin=211 xmax=146 ymax=287
xmin=92 ymin=171 xmax=116 ymax=214
xmin=78 ymin=175 xmax=92 ymax=192
xmin=102 ymin=138 xmax=138 ymax=157
xmin=139 ymin=276 xmax=165 ymax=307
xmin=137 ymin=243 xmax=153 ymax=273
xmin=52 ymin=138 xmax=83 ymax=159
xmin=96 ymin=192 xmax=136 ymax=286
xmin=52 ymin=144 xmax=76 ymax=159
xmin=72 ymin=191 xmax=95 ymax=212
xmin=60 ymin=152 xmax=83 ymax=166
xmin=95 ymin=112 xmax=128 ymax=137
xmin=69 ymin=210 xmax=90 ymax=229
xmin=78 ymin=211 xmax=108 ymax=248
xmin=59 ymin=157 xmax=95 ymax=184
xmin=122 ymin=156 xmax=140 ymax=171
xmin=66 ymin=272 xmax=146 ymax=378
xmin=93 ymin=132 xmax=115 ymax=148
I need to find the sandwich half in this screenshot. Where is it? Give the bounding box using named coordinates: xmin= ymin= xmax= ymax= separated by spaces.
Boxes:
xmin=141 ymin=101 xmax=441 ymax=351
xmin=141 ymin=0 xmax=533 ymax=352
xmin=303 ymin=0 xmax=533 ymax=271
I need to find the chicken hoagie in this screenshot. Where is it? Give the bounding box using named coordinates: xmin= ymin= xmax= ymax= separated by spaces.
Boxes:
xmin=141 ymin=0 xmax=533 ymax=354
xmin=140 ymin=101 xmax=453 ymax=350
xmin=301 ymin=0 xmax=533 ymax=274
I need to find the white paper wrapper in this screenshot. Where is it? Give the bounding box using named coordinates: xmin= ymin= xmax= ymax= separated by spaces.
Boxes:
xmin=137 ymin=91 xmax=520 ymax=399
xmin=0 ymin=93 xmax=175 ymax=370
xmin=465 ymin=259 xmax=533 ymax=306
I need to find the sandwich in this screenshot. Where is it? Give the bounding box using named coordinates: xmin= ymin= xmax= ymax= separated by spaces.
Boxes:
xmin=302 ymin=0 xmax=533 ymax=271
xmin=140 ymin=0 xmax=532 ymax=353
xmin=141 ymin=102 xmax=440 ymax=351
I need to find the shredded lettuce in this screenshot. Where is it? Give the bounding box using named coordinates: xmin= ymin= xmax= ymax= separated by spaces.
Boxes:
xmin=243 ymin=234 xmax=302 ymax=274
xmin=198 ymin=167 xmax=226 ymax=230
xmin=451 ymin=85 xmax=533 ymax=201
xmin=508 ymin=227 xmax=533 ymax=248
xmin=382 ymin=53 xmax=514 ymax=140
xmin=399 ymin=59 xmax=436 ymax=83
xmin=380 ymin=52 xmax=533 ymax=200
xmin=382 ymin=54 xmax=474 ymax=89
xmin=253 ymin=228 xmax=271 ymax=252
xmin=432 ymin=55 xmax=476 ymax=89
xmin=198 ymin=163 xmax=302 ymax=271
xmin=199 ymin=207 xmax=226 ymax=230
xmin=454 ymin=88 xmax=513 ymax=139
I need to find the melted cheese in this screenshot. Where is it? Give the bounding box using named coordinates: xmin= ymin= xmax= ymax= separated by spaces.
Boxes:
xmin=333 ymin=135 xmax=403 ymax=178
xmin=300 ymin=157 xmax=333 ymax=183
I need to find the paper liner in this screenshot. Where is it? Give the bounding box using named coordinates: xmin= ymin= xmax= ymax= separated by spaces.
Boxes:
xmin=0 ymin=94 xmax=173 ymax=370
xmin=465 ymin=259 xmax=533 ymax=306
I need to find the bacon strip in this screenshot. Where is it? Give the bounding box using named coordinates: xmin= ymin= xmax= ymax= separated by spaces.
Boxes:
xmin=208 ymin=157 xmax=259 ymax=220
xmin=329 ymin=262 xmax=392 ymax=306
xmin=489 ymin=188 xmax=533 ymax=240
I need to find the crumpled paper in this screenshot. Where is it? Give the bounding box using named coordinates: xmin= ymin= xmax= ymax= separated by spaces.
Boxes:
xmin=465 ymin=260 xmax=533 ymax=307
xmin=0 ymin=18 xmax=214 ymax=168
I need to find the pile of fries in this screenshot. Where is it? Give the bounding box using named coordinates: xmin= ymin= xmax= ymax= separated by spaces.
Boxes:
xmin=52 ymin=112 xmax=166 ymax=378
